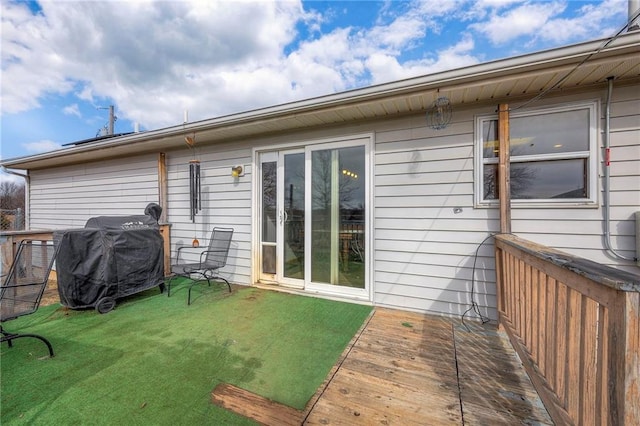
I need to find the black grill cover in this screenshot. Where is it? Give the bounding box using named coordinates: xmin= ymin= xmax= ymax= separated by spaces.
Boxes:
xmin=54 ymin=206 xmax=164 ymax=309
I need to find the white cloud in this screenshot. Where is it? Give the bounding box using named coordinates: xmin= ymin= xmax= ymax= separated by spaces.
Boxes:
xmin=537 ymin=0 xmax=626 ymax=43
xmin=469 ymin=0 xmax=627 ymax=46
xmin=471 ymin=1 xmax=567 ymax=45
xmin=22 ymin=140 xmax=63 ymax=154
xmin=366 ymin=35 xmax=479 ymax=84
xmin=63 ymin=103 xmax=81 ymax=118
xmin=0 ymin=0 xmax=628 ymax=141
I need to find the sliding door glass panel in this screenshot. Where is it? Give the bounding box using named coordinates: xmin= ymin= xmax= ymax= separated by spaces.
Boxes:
xmin=283 ymin=153 xmax=305 ymax=279
xmin=311 ymin=146 xmax=365 ymax=288
xmin=261 ymin=161 xmax=277 ymax=275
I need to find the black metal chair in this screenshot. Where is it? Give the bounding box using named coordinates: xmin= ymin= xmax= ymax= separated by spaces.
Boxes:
xmin=167 ymin=227 xmax=233 ymax=305
xmin=1 ymin=240 xmax=58 ymax=357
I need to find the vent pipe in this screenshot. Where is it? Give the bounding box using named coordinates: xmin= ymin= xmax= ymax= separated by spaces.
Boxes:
xmin=108 ymin=105 xmax=115 ymax=135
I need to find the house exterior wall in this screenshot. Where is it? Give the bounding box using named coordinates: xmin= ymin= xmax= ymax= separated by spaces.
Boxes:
xmin=373 ymin=109 xmax=498 ymax=318
xmin=25 ymin=82 xmax=639 ymax=320
xmin=510 ymin=85 xmax=639 ymax=270
xmin=28 ymin=154 xmax=159 ymax=229
xmin=165 ymin=144 xmax=253 ymax=286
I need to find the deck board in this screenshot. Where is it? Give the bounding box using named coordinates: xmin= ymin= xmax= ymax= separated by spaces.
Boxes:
xmin=304 ymin=308 xmax=552 ymax=425
xmin=212 ymin=307 xmax=553 ymax=425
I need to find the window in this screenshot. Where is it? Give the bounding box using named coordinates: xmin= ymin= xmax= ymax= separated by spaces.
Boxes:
xmin=475 ymin=101 xmax=598 ymax=206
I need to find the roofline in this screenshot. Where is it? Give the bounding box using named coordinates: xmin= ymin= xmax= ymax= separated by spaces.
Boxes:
xmin=2 ymin=31 xmax=639 ymax=170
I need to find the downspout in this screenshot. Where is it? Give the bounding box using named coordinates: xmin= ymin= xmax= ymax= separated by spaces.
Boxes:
xmin=602 ymin=77 xmax=636 ymax=262
xmin=1 ymin=167 xmax=30 ymax=230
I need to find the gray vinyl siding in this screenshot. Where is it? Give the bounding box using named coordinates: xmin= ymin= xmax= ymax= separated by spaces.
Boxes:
xmin=28 ymin=155 xmax=159 ymax=229
xmin=165 ymin=146 xmax=253 ymax=285
xmin=370 ymin=85 xmax=639 ymax=319
xmin=22 ymin=81 xmax=639 ymax=320
xmin=510 ymin=87 xmax=639 ymax=273
xmin=373 ymin=109 xmax=499 ymax=320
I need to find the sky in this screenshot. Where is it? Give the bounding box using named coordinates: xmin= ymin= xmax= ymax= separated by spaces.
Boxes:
xmin=0 ymin=0 xmax=633 ymax=182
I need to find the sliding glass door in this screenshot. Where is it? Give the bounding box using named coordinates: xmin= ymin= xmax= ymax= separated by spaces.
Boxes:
xmin=308 ymin=145 xmax=365 ymax=290
xmin=258 ymin=137 xmax=368 ymax=298
xmin=259 ymin=150 xmax=305 ymax=287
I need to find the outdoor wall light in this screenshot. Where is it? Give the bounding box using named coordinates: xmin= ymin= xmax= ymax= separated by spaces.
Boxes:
xmin=231 ymin=165 xmax=244 ymax=178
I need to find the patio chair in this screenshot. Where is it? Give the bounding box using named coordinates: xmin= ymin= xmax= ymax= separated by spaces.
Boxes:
xmin=167 ymin=227 xmax=233 ymax=305
xmin=1 ymin=240 xmax=58 ymax=357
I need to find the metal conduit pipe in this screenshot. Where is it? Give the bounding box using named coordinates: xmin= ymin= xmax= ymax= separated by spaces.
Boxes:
xmin=602 ymin=77 xmax=636 ymax=262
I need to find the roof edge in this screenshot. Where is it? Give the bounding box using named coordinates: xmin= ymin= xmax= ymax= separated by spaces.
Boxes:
xmin=2 ymin=31 xmax=639 ymax=170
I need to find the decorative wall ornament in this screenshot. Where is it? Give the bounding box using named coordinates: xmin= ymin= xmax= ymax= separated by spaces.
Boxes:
xmin=426 ymin=96 xmax=453 ymax=130
xmin=189 ymin=159 xmax=201 ymax=223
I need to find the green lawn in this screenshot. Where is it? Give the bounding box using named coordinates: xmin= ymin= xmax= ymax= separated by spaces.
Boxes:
xmin=1 ymin=283 xmax=372 ymax=425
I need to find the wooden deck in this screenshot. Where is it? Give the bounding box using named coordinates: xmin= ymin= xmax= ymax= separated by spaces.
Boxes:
xmin=213 ymin=307 xmax=553 ymax=425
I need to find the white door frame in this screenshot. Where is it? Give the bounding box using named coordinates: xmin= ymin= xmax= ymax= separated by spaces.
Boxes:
xmin=252 ymin=133 xmax=374 ymax=302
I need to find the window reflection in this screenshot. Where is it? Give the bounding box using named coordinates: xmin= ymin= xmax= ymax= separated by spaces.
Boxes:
xmin=311 ymin=146 xmax=365 ymax=288
xmin=481 ymin=105 xmax=592 ymax=201
xmin=484 ymin=159 xmax=587 ymax=200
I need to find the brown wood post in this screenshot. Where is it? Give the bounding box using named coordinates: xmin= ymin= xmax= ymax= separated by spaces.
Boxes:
xmin=158 ymin=152 xmax=168 ymax=224
xmin=0 ymin=234 xmax=15 ymax=275
xmin=159 ymin=224 xmax=171 ymax=277
xmin=623 ymin=291 xmax=640 ymax=425
xmin=498 ymin=104 xmax=511 ymax=234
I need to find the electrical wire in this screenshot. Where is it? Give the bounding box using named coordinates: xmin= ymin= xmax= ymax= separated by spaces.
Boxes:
xmin=511 ymin=7 xmax=640 ymax=113
xmin=461 ymin=232 xmax=510 ymax=332
xmin=460 ymin=9 xmax=640 ymax=332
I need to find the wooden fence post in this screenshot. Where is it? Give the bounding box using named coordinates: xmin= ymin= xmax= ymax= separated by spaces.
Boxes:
xmin=498 ymin=103 xmax=511 ymax=234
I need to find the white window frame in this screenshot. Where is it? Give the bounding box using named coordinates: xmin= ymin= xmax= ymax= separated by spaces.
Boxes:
xmin=474 ymin=101 xmax=599 ymax=207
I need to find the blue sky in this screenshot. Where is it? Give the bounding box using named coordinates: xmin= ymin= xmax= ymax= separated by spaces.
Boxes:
xmin=0 ymin=0 xmax=632 ymax=178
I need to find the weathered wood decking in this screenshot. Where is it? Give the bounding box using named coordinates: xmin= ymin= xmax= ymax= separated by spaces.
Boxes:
xmin=213 ymin=307 xmax=552 ymax=425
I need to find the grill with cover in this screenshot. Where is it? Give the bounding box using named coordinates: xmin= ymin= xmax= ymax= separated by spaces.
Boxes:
xmin=54 ymin=204 xmax=165 ymax=313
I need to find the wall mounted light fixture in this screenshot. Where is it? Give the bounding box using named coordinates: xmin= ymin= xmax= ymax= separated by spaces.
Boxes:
xmin=231 ymin=165 xmax=244 ymax=178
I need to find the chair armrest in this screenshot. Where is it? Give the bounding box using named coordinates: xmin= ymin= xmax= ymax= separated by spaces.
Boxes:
xmin=175 ymin=245 xmax=204 ymax=264
xmin=198 ymin=249 xmax=227 ymax=264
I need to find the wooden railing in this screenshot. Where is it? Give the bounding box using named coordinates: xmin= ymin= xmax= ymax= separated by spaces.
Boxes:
xmin=495 ymin=234 xmax=639 ymax=426
xmin=1 ymin=225 xmax=172 ymax=278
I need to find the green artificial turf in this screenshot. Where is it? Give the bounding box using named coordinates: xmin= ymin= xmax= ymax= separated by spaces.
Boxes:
xmin=1 ymin=283 xmax=372 ymax=425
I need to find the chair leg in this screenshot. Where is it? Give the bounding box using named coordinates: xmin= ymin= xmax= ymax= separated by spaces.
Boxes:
xmin=1 ymin=333 xmax=54 ymax=357
xmin=187 ymin=280 xmax=204 ymax=306
xmin=166 ymin=275 xmax=175 ymax=297
xmin=186 ymin=276 xmax=231 ymax=305
xmin=203 ymin=271 xmax=230 ymax=292
xmin=1 ymin=326 xmax=14 ymax=348
xmin=219 ymin=276 xmax=232 ymax=292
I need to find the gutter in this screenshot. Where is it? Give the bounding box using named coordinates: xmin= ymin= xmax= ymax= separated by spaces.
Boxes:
xmin=1 ymin=167 xmax=29 ymax=181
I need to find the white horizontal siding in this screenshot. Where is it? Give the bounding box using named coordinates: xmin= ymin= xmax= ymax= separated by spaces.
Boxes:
xmin=165 ymin=146 xmax=253 ymax=286
xmin=373 ymin=108 xmax=498 ymax=320
xmin=28 ymin=155 xmax=159 ymax=229
xmin=510 ymin=89 xmax=639 ymax=272
xmin=371 ymin=86 xmax=640 ymax=319
xmin=22 ymin=81 xmax=638 ymax=320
